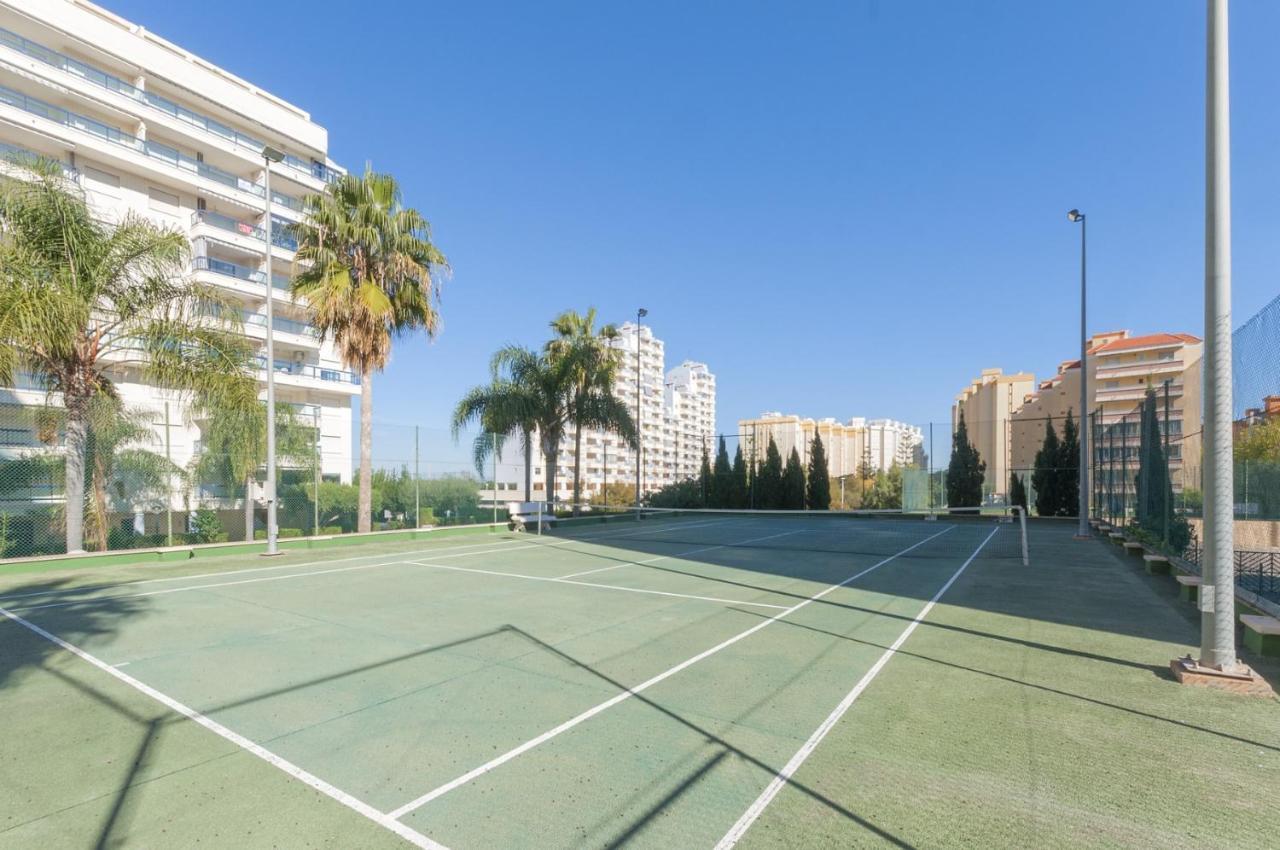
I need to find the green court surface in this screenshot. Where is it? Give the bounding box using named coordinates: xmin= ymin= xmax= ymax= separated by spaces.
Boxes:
xmin=0 ymin=515 xmax=1276 ymax=849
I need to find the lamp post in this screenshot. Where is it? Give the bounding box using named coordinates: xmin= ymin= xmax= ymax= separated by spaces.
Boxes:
xmin=1200 ymin=0 xmax=1238 ymax=673
xmin=634 ymin=308 xmax=647 ymax=514
xmin=1068 ymin=209 xmax=1089 ymax=538
xmin=261 ymin=144 xmax=284 ymax=556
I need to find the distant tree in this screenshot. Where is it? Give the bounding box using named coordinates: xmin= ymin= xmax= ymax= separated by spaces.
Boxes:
xmin=757 ymin=437 xmax=784 ymax=509
xmin=865 ymin=463 xmax=904 ymax=510
xmin=711 ymin=437 xmax=732 ymax=508
xmin=1032 ymin=419 xmax=1061 ymax=517
xmin=730 ymin=445 xmax=748 ymax=508
xmin=782 ymin=448 xmax=806 ymax=509
xmin=600 ymin=481 xmax=637 ymax=507
xmin=806 ymin=433 xmax=832 ymax=510
xmin=1057 ymin=409 xmax=1080 ymax=517
xmin=1010 ymin=472 xmax=1029 ymax=515
xmin=946 ymin=412 xmax=985 ymax=508
xmin=698 ymin=447 xmax=713 ymax=506
xmin=1135 ymin=387 xmax=1189 ymax=551
xmin=646 ymin=478 xmax=702 ymax=509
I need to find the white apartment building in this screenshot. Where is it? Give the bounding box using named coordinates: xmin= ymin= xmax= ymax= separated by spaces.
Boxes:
xmin=0 ymin=2 xmax=353 ymax=526
xmin=738 ymin=413 xmax=923 ymax=477
xmin=523 ymin=323 xmax=716 ymax=502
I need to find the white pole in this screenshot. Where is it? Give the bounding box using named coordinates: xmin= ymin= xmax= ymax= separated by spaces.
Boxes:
xmin=263 ymin=158 xmax=278 ymax=556
xmin=1201 ymin=0 xmax=1237 ymax=671
xmin=1077 ymin=215 xmax=1090 ymax=537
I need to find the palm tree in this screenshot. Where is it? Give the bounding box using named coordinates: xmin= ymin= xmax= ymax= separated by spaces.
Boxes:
xmin=191 ymin=399 xmax=316 ymax=541
xmin=291 ymin=167 xmax=448 ymax=533
xmin=546 ymin=308 xmax=629 ymax=513
xmin=452 ymin=374 xmax=539 ymax=502
xmin=0 ymin=156 xmax=257 ymax=553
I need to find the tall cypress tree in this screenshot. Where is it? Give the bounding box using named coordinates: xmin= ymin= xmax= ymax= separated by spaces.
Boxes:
xmin=1032 ymin=419 xmax=1061 ymax=517
xmin=946 ymin=411 xmax=985 ymax=508
xmin=730 ymin=444 xmax=748 ymax=508
xmin=758 ymin=436 xmax=784 ymax=509
xmin=711 ymin=436 xmax=732 ymax=508
xmin=1010 ymin=471 xmax=1029 ymax=515
xmin=783 ymin=447 xmax=806 ymax=509
xmin=698 ymin=447 xmax=712 ymax=507
xmin=1057 ymin=410 xmax=1080 ymax=517
xmin=806 ymin=433 xmax=832 ymax=510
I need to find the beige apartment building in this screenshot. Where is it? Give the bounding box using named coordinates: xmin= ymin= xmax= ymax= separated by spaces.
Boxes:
xmin=1008 ymin=330 xmax=1203 ymax=511
xmin=737 ymin=413 xmax=923 ymax=478
xmin=951 ymin=368 xmax=1036 ymax=500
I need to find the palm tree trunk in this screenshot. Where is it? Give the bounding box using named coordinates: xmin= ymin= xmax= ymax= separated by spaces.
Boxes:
xmin=244 ymin=472 xmax=254 ymax=542
xmin=358 ymin=368 xmax=373 ymax=533
xmin=63 ymin=408 xmax=88 ymax=554
xmin=572 ymin=424 xmax=583 ymax=516
xmin=523 ymin=432 xmax=533 ymax=501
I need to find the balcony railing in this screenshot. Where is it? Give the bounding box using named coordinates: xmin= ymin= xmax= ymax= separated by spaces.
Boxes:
xmin=257 ymin=357 xmax=358 ymax=385
xmin=0 ymin=141 xmax=78 ymax=177
xmin=191 ymin=210 xmax=298 ymax=251
xmin=193 ymin=256 xmax=293 ymax=292
xmin=0 ymin=84 xmax=306 ymax=208
xmin=0 ymin=26 xmax=331 ymax=192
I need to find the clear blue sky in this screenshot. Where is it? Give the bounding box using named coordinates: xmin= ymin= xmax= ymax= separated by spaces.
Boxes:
xmin=112 ymin=0 xmax=1280 ymax=467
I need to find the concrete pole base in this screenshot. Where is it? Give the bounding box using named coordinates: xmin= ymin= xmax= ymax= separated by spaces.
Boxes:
xmin=1169 ymin=655 xmax=1274 ymax=697
xmin=1072 ymin=534 xmax=1091 ymax=541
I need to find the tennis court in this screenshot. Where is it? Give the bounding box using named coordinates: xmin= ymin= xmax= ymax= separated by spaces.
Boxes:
xmin=1 ymin=512 xmax=1277 ymax=849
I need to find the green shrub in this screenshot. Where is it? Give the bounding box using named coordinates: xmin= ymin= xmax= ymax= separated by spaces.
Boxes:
xmin=190 ymin=509 xmax=224 ymax=544
xmin=320 ymin=525 xmax=343 ymax=535
xmin=253 ymin=527 xmax=303 ymax=540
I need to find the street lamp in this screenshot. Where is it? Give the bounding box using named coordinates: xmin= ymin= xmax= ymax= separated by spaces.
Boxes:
xmin=1068 ymin=209 xmax=1089 ymax=539
xmin=262 ymin=145 xmax=284 ymax=556
xmin=635 ymin=308 xmax=647 ymax=515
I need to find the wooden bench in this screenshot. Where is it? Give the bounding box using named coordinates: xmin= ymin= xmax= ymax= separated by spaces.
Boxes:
xmin=1108 ymin=532 xmax=1126 ymax=544
xmin=1240 ymin=615 xmax=1280 ymax=658
xmin=1174 ymin=574 xmax=1201 ymax=603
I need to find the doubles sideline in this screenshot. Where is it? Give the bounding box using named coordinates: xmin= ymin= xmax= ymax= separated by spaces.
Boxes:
xmin=386 ymin=524 xmax=956 ymax=820
xmin=0 ymin=603 xmax=451 ymax=850
xmin=714 ymin=525 xmax=1001 ymax=848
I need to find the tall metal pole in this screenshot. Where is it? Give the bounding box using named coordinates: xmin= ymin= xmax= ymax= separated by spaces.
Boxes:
xmin=164 ymin=401 xmax=173 ymax=546
xmin=1201 ymin=0 xmax=1237 ymax=670
xmin=262 ymin=156 xmax=279 ymax=555
xmin=492 ymin=432 xmax=498 ymax=527
xmin=634 ymin=309 xmax=646 ymax=514
xmin=414 ymin=425 xmax=420 ymax=528
xmin=1077 ymin=215 xmax=1090 ymax=536
xmin=313 ymin=407 xmax=320 ymax=536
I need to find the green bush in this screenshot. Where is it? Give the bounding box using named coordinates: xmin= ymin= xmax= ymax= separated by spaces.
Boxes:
xmin=320 ymin=525 xmax=343 ymax=535
xmin=190 ymin=509 xmax=224 ymax=544
xmin=254 ymin=527 xmax=303 ymax=540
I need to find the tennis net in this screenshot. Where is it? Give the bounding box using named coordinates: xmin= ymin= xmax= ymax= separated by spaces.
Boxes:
xmin=521 ymin=505 xmax=1029 ymax=565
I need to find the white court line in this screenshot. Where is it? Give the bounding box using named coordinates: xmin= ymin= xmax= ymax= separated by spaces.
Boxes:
xmin=2 ymin=536 xmax=603 ymax=615
xmin=0 ymin=535 xmax=526 ymax=604
xmin=407 ymin=560 xmax=789 ymax=611
xmin=556 ymin=528 xmax=805 ymax=580
xmin=0 ymin=603 xmax=449 ymax=850
xmin=714 ymin=525 xmax=1001 ymax=849
xmin=386 ymin=525 xmax=955 ymax=820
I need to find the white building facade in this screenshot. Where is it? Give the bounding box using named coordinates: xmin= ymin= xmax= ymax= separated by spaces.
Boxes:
xmin=0 ymin=1 xmax=353 ymax=529
xmin=527 ymin=323 xmax=716 ymax=503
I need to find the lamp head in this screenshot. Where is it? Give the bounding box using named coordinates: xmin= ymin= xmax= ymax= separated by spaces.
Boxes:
xmin=262 ymin=145 xmax=285 ymax=163
xmin=637 ymin=307 xmax=648 ymax=319
xmin=1067 ymin=209 xmax=1084 ymax=223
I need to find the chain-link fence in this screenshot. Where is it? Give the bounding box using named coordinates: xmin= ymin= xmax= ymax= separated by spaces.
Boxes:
xmin=0 ymin=399 xmax=518 ymax=558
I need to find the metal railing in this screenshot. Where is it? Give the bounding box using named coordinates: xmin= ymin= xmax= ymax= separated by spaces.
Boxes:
xmin=0 ymin=141 xmax=78 ymax=177
xmin=256 ymin=357 xmax=358 ymax=385
xmin=0 ymin=26 xmax=334 ymax=189
xmin=191 ymin=210 xmax=297 ymax=251
xmin=193 ymin=256 xmax=292 ymax=292
xmin=1184 ymin=546 xmax=1280 ymax=604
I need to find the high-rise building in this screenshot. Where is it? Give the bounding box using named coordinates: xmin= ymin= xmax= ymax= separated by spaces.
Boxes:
xmin=1007 ymin=330 xmax=1202 ymax=507
xmin=0 ymin=2 xmax=353 ymax=523
xmin=528 ymin=323 xmax=716 ymax=502
xmin=951 ymin=368 xmax=1036 ymax=500
xmin=737 ymin=413 xmax=922 ymax=478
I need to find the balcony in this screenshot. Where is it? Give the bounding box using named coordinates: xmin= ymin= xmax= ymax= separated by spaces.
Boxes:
xmin=0 ymin=141 xmax=78 ymax=178
xmin=191 ymin=210 xmax=298 ymax=252
xmin=1094 ymin=359 xmax=1184 ymax=381
xmin=257 ymin=357 xmax=359 ymax=391
xmin=1095 ymin=382 xmax=1184 ymax=404
xmin=0 ymin=27 xmax=327 ymax=196
xmin=192 ymin=257 xmax=296 ymax=308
